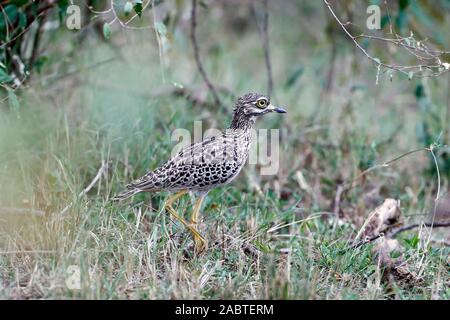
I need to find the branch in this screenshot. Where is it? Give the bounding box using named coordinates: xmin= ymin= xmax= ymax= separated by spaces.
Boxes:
xmin=61 ymin=161 xmax=109 ymax=215
xmin=0 ymin=0 xmax=56 ymax=50
xmin=190 ymin=0 xmax=224 ymax=111
xmin=322 ymin=0 xmax=450 ymax=79
xmin=345 ymin=233 xmax=384 ymax=251
xmin=252 ymin=0 xmax=273 ymax=96
xmin=28 ymin=10 xmax=48 ymax=70
xmin=92 ymin=0 xmax=155 ymax=31
xmin=387 ymin=222 xmax=450 ymax=238
xmin=342 ymin=222 xmax=450 ymax=253
xmin=0 ymin=207 xmax=45 ymax=216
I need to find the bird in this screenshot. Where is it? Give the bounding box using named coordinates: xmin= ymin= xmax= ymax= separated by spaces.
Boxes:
xmin=114 ymin=93 xmax=286 ymax=253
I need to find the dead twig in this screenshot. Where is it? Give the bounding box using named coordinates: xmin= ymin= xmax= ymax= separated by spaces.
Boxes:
xmin=333 ymin=184 xmax=344 ymax=218
xmin=190 ymin=0 xmax=224 ymax=112
xmin=309 ymin=9 xmax=337 ymax=124
xmin=343 ymin=221 xmax=450 ymax=252
xmin=0 ymin=207 xmax=45 ymax=216
xmin=387 ymin=222 xmax=450 ymax=238
xmin=60 ymin=161 xmax=109 ymax=215
xmin=252 ymin=0 xmax=273 ymax=96
xmin=345 ymin=233 xmax=385 ymax=252
xmin=28 ymin=8 xmax=48 ymax=71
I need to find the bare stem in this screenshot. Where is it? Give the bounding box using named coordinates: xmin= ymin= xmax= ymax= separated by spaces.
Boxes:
xmin=253 ymin=0 xmax=273 ymax=96
xmin=387 ymin=222 xmax=450 ymax=238
xmin=61 ymin=161 xmax=109 ymax=215
xmin=190 ymin=0 xmax=223 ymax=111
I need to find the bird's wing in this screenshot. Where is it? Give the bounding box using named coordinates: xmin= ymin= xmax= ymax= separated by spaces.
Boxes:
xmin=170 ymin=133 xmax=238 ymax=166
xmin=127 ymin=132 xmax=238 ymax=190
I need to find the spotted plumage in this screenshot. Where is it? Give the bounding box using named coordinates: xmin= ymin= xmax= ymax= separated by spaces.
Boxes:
xmin=113 ymin=92 xmax=286 ymax=253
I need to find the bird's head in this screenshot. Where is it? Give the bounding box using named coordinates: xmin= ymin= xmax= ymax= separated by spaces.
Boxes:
xmin=230 ymin=93 xmax=286 ymax=129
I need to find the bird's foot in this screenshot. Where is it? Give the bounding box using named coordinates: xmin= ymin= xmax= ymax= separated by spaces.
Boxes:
xmin=182 ymin=233 xmax=207 ymax=259
xmin=186 ymin=221 xmax=207 ymax=254
xmin=193 ymin=234 xmax=208 ymax=254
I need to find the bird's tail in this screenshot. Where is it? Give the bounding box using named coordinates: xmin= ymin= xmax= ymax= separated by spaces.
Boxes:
xmin=111 ymin=188 xmax=141 ymax=201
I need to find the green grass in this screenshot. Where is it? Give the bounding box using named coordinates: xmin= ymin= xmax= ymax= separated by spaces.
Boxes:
xmin=0 ymin=2 xmax=449 ymax=299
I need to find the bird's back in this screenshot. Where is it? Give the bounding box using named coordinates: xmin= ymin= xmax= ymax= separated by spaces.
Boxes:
xmin=121 ymin=128 xmax=253 ymax=196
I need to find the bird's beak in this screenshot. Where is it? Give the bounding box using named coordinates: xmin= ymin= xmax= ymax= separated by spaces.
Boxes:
xmin=268 ymin=104 xmax=287 ymax=114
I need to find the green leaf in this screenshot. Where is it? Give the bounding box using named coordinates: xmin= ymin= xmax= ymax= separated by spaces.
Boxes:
xmin=124 ymin=1 xmax=133 ymax=17
xmin=0 ymin=69 xmax=13 ymax=83
xmin=34 ymin=56 xmax=49 ymax=73
xmin=0 ymin=5 xmax=19 ymax=31
xmin=253 ymin=240 xmax=271 ymax=253
xmin=389 ymin=250 xmax=402 ymax=259
xmin=57 ymin=0 xmax=69 ymax=23
xmin=404 ymin=234 xmax=419 ymax=249
xmin=399 ymin=0 xmax=410 ymax=10
xmin=103 ymin=23 xmax=111 ymax=40
xmin=415 ymin=84 xmax=425 ymax=98
xmin=380 ymin=15 xmax=390 ymax=29
xmin=9 ymin=0 xmax=29 ymax=6
xmin=18 ymin=11 xmax=27 ymax=28
xmin=134 ymin=0 xmax=143 ymax=17
xmin=7 ymin=88 xmax=20 ymax=115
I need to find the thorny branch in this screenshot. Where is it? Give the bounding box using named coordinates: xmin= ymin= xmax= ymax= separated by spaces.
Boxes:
xmin=89 ymin=0 xmax=155 ymax=30
xmin=322 ymin=0 xmax=450 ymax=79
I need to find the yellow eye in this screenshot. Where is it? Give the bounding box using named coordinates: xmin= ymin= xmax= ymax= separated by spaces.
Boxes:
xmin=256 ymin=99 xmax=267 ymax=108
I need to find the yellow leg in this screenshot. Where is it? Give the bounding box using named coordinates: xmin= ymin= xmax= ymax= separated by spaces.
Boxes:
xmin=190 ymin=195 xmax=205 ymax=225
xmin=166 ymin=190 xmax=188 ymax=207
xmin=189 ymin=195 xmax=207 ymax=253
xmin=164 ymin=190 xmax=207 ymax=253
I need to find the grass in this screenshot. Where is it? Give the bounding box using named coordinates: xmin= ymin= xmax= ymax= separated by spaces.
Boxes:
xmin=0 ymin=2 xmax=449 ymax=299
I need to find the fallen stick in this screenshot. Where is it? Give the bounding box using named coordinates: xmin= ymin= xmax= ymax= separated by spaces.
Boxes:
xmin=386 ymin=222 xmax=450 ymax=238
xmin=346 ymin=233 xmax=385 ymax=251
xmin=342 ymin=222 xmax=450 ymax=253
xmin=60 ymin=161 xmax=109 ymax=215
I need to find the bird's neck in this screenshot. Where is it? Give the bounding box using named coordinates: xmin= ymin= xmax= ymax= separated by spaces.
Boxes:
xmin=229 ymin=112 xmax=256 ymax=131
